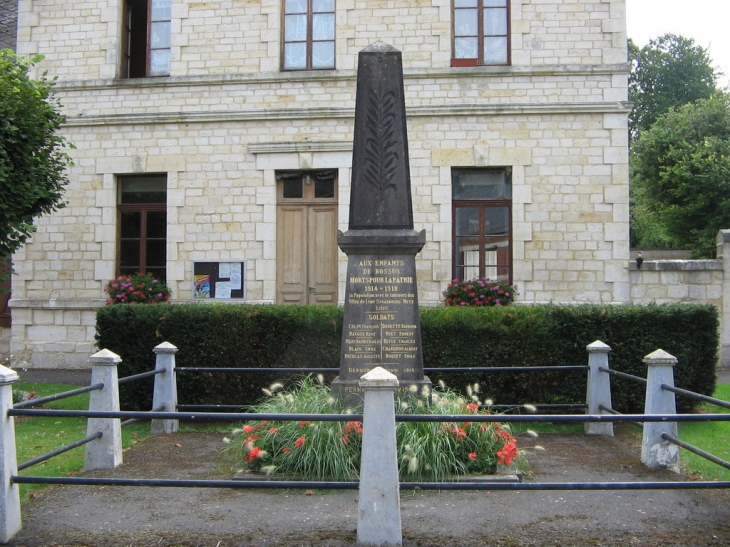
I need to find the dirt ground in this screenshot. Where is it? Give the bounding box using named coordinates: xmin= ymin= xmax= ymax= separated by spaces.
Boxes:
xmin=6 ymin=424 xmax=730 ymax=547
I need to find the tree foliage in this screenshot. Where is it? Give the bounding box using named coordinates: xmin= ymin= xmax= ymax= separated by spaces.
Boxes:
xmin=0 ymin=50 xmax=72 ymax=262
xmin=629 ymin=34 xmax=719 ymax=141
xmin=630 ymin=95 xmax=730 ymax=257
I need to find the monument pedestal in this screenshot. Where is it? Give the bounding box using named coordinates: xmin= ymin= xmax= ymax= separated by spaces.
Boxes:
xmin=332 ymin=229 xmax=431 ymax=405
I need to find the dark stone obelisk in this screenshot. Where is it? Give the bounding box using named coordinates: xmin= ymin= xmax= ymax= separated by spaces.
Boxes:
xmin=331 ymin=42 xmax=430 ymax=403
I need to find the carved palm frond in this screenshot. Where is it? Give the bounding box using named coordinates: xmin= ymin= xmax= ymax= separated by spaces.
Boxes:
xmin=362 ymin=87 xmax=400 ymax=195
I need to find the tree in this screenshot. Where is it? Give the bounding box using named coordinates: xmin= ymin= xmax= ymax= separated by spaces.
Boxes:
xmin=629 ymin=34 xmax=719 ymax=141
xmin=0 ymin=50 xmax=72 ymax=266
xmin=630 ymin=95 xmax=730 ymax=258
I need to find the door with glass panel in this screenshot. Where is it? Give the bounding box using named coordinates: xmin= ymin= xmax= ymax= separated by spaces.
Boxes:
xmin=276 ymin=171 xmax=338 ymax=305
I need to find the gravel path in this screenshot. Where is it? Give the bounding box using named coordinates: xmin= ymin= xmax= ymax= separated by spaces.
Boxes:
xmin=7 ymin=425 xmax=730 ymax=547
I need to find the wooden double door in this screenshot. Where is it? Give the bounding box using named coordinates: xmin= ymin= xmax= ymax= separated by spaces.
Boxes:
xmin=276 ymin=172 xmax=338 ymax=305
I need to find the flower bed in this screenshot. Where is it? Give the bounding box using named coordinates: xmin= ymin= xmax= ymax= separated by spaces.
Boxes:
xmin=223 ymin=376 xmax=529 ymax=481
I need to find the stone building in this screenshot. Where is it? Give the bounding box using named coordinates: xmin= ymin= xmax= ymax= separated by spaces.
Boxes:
xmin=6 ymin=0 xmax=632 ymax=368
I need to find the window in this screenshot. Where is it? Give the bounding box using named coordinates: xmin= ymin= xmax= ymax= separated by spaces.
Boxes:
xmin=452 ymin=0 xmax=509 ymax=67
xmin=452 ymin=169 xmax=511 ymax=283
xmin=282 ymin=0 xmax=335 ymax=70
xmin=118 ymin=175 xmax=167 ymax=281
xmin=122 ymin=0 xmax=171 ymax=78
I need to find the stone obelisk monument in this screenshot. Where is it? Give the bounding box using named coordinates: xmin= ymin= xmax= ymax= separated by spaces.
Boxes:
xmin=332 ymin=42 xmax=431 ymax=402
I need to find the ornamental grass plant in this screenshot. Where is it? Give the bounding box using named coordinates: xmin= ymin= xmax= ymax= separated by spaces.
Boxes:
xmin=223 ymin=376 xmax=527 ymax=481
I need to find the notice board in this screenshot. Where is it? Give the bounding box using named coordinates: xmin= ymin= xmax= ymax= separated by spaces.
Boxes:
xmin=192 ymin=261 xmax=245 ymax=299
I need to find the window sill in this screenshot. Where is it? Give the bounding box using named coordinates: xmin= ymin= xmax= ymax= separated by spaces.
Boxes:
xmin=451 ymin=58 xmax=511 ymax=68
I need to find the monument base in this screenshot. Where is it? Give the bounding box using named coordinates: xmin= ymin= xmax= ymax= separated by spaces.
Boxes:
xmin=331 ymin=375 xmax=432 ymax=408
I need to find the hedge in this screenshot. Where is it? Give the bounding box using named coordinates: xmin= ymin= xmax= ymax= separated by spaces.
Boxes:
xmin=95 ymin=302 xmax=719 ymax=413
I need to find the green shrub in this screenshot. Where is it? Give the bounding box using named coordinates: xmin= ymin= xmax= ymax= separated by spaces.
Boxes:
xmin=95 ymin=302 xmax=718 ymax=413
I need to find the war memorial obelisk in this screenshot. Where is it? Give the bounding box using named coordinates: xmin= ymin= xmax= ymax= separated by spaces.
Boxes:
xmin=331 ymin=42 xmax=431 ymax=401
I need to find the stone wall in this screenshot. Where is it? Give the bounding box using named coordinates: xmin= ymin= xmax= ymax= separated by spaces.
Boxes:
xmin=7 ymin=0 xmax=631 ymax=369
xmin=630 ymin=231 xmax=730 ymax=369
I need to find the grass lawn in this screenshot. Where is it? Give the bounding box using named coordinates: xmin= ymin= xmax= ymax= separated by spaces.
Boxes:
xmin=14 ymin=382 xmax=150 ymax=501
xmin=678 ymin=382 xmax=730 ymax=481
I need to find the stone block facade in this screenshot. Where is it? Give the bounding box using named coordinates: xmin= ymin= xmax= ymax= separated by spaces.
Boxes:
xmin=6 ymin=0 xmax=633 ymax=368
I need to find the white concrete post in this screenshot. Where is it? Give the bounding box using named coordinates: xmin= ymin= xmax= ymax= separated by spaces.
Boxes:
xmin=585 ymin=340 xmax=614 ymax=436
xmin=151 ymin=342 xmax=179 ymax=435
xmin=357 ymin=367 xmax=402 ymax=547
xmin=84 ymin=349 xmax=123 ymax=471
xmin=0 ymin=365 xmax=21 ymax=543
xmin=641 ymin=349 xmax=680 ymax=473
xmin=717 ymin=229 xmax=730 ymax=369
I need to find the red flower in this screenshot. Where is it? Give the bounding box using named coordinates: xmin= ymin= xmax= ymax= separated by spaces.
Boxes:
xmin=246 ymin=446 xmax=262 ymax=463
xmin=281 ymin=447 xmax=291 ymax=455
xmin=341 ymin=436 xmax=350 ymax=445
xmin=468 ymin=452 xmax=478 ymax=460
xmin=465 ymin=402 xmax=479 ymax=413
xmin=242 ymin=425 xmax=256 ymax=434
xmin=497 ymin=442 xmax=519 ymax=466
xmin=495 ymin=427 xmax=513 ymax=442
xmin=268 ymin=427 xmax=278 ymax=435
xmin=298 ymin=420 xmax=312 ymax=429
xmin=294 ymin=436 xmax=306 ymax=448
xmin=453 ymin=426 xmax=467 ymax=441
xmin=344 ymin=421 xmax=363 ymax=435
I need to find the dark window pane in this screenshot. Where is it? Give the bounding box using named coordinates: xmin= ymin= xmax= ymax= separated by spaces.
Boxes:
xmin=314 ymin=179 xmax=335 ymax=198
xmin=120 ymin=176 xmax=167 ymax=204
xmin=146 ymin=240 xmax=166 ymax=267
xmin=120 ymin=240 xmax=141 ymax=269
xmin=146 ymin=211 xmax=167 ymax=238
xmin=283 ymin=179 xmax=303 ymax=198
xmin=453 ymin=170 xmax=511 ymax=199
xmin=120 ymin=211 xmax=141 ymax=238
xmin=146 ymin=267 xmax=167 ymax=282
xmin=484 ymin=206 xmax=509 ymax=235
xmin=455 ymin=206 xmax=480 ymax=236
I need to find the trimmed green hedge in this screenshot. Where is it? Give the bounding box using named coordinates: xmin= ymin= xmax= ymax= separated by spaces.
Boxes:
xmin=95 ymin=303 xmax=718 ymax=413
